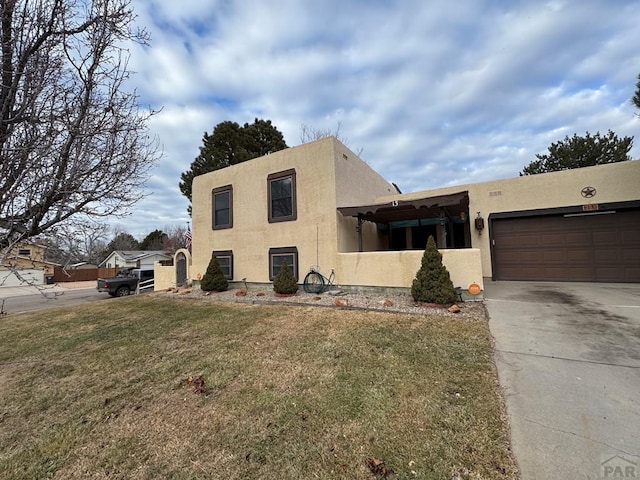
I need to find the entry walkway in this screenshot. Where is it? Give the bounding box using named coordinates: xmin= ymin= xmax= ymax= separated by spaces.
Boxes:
xmin=485 ymin=281 xmax=640 ymax=479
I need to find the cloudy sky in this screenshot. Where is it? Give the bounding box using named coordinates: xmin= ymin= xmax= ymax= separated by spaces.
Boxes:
xmin=117 ymin=0 xmax=640 ymax=238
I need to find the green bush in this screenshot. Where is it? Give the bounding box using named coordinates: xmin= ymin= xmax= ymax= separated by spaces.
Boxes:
xmin=411 ymin=235 xmax=457 ymax=304
xmin=200 ymin=253 xmax=229 ymax=292
xmin=273 ymin=259 xmax=298 ymax=294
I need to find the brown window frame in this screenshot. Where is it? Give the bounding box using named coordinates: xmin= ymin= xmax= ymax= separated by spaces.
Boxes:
xmin=267 ymin=169 xmax=297 ymax=223
xmin=268 ymin=246 xmax=298 ymax=281
xmin=213 ymin=250 xmax=233 ymax=280
xmin=212 ymin=185 xmax=233 ymax=230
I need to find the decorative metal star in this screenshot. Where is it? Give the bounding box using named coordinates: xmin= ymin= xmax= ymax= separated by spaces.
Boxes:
xmin=581 ymin=186 xmax=596 ymax=198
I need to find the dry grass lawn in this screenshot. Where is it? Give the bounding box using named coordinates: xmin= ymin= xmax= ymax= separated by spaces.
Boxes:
xmin=0 ymin=295 xmax=517 ymax=479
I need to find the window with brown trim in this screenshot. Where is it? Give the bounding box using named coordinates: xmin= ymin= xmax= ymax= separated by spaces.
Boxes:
xmin=213 ymin=250 xmax=233 ymax=280
xmin=268 ymin=246 xmax=298 ymax=281
xmin=212 ymin=185 xmax=233 ymax=229
xmin=268 ymin=169 xmax=297 ymax=223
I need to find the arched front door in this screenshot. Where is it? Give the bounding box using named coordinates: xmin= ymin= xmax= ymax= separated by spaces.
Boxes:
xmin=176 ymin=252 xmax=187 ymax=287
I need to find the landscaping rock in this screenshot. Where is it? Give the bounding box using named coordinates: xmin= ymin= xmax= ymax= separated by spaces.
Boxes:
xmin=334 ymin=298 xmax=348 ymax=307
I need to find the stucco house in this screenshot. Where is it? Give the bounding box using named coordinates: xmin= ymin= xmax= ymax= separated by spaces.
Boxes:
xmin=155 ymin=137 xmax=639 ymax=294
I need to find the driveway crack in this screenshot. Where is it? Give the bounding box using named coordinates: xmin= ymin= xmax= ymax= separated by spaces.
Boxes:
xmin=495 ymin=349 xmax=640 ymax=369
xmin=520 ymin=417 xmax=638 ymax=458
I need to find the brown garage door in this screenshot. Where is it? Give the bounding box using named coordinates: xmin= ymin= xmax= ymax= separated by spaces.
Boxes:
xmin=492 ymin=210 xmax=640 ymax=282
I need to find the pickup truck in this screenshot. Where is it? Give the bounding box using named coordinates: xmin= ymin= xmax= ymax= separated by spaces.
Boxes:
xmin=96 ymin=268 xmax=154 ymax=297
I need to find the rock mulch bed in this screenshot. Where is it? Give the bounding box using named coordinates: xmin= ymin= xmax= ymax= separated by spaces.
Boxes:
xmin=158 ymin=286 xmax=486 ymax=321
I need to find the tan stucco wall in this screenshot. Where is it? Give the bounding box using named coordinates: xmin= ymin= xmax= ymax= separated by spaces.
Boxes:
xmin=332 ymin=139 xmax=396 ymax=253
xmin=190 ymin=136 xmax=638 ymax=287
xmin=333 ymin=141 xmax=397 ymax=207
xmin=153 ymin=249 xmax=191 ymax=290
xmin=191 ymin=137 xmax=397 ymax=283
xmin=154 ymin=263 xmax=175 ymax=290
xmin=336 ymin=248 xmax=483 ymax=291
xmin=375 ymin=160 xmax=640 ymax=278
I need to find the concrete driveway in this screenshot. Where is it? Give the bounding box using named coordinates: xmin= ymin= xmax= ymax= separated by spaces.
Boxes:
xmin=485 ymin=281 xmax=640 ymax=479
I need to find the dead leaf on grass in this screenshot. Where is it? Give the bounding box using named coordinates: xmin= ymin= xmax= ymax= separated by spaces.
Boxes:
xmin=367 ymin=457 xmax=394 ymax=477
xmin=183 ymin=375 xmax=210 ymax=395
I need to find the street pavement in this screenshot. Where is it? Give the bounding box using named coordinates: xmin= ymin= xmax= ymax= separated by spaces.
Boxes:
xmin=485 ymin=281 xmax=640 ymax=479
xmin=0 ymin=281 xmax=106 ymax=314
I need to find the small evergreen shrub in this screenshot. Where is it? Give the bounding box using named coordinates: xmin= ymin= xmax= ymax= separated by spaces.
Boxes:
xmin=273 ymin=259 xmax=298 ymax=294
xmin=411 ymin=235 xmax=457 ymax=304
xmin=200 ymin=253 xmax=228 ymax=292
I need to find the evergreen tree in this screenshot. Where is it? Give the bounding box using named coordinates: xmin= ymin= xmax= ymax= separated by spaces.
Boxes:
xmin=179 ymin=118 xmax=288 ymax=214
xmin=106 ymin=231 xmax=140 ymax=252
xmin=411 ymin=236 xmax=457 ymax=304
xmin=139 ymin=229 xmax=167 ymax=250
xmin=520 ymin=130 xmax=632 ymax=175
xmin=200 ymin=253 xmax=228 ymax=292
xmin=633 ymin=73 xmax=640 ymax=114
xmin=273 ymin=260 xmax=298 ymax=294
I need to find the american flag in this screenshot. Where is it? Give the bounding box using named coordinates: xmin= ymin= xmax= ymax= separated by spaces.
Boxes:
xmin=185 ymin=225 xmax=192 ymax=251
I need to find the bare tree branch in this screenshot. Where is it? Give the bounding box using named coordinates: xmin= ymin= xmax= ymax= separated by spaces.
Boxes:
xmin=299 ymin=121 xmax=363 ymax=156
xmin=0 ymin=0 xmax=160 ymax=253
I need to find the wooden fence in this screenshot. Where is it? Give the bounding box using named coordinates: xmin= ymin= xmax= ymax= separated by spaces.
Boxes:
xmin=53 ymin=267 xmax=119 ymax=283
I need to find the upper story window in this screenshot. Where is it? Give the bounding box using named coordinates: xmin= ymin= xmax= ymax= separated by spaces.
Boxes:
xmin=268 ymin=169 xmax=297 ymax=223
xmin=212 ymin=185 xmax=233 ymax=229
xmin=18 ymin=249 xmax=31 ymax=256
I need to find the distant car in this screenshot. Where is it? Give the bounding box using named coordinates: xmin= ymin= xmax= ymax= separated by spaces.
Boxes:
xmin=96 ymin=268 xmax=154 ymax=297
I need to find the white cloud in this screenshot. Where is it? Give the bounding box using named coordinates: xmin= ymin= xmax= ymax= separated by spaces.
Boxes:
xmin=114 ymin=0 xmax=640 ymax=238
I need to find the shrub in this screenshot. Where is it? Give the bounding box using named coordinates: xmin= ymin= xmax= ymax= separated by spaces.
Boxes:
xmin=411 ymin=235 xmax=457 ymax=304
xmin=200 ymin=253 xmax=228 ymax=292
xmin=273 ymin=259 xmax=298 ymax=294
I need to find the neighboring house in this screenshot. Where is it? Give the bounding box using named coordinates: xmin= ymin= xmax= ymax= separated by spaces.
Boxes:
xmin=0 ymin=240 xmax=59 ymax=285
xmin=100 ymin=250 xmax=171 ymax=270
xmin=155 ymin=137 xmax=640 ymax=293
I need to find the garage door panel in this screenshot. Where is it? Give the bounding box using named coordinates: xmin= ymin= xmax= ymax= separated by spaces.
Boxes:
xmin=540 ymin=232 xmax=566 ymax=245
xmin=543 ymin=251 xmax=565 ymax=262
xmin=622 ymin=230 xmax=640 ymax=243
xmin=564 ymin=250 xmax=590 ymax=262
xmin=492 ymin=209 xmax=640 ymax=282
xmin=593 ymin=248 xmax=620 ymax=263
xmin=623 ymin=248 xmax=640 ymax=262
xmin=596 ymin=267 xmax=625 ymax=281
xmin=596 ymin=266 xmax=639 ymax=282
xmin=505 ymin=234 xmax=541 ymax=247
xmin=592 ymin=231 xmax=619 ymax=244
xmin=500 ymin=250 xmax=538 ymax=263
xmin=563 ymin=232 xmax=591 ymax=245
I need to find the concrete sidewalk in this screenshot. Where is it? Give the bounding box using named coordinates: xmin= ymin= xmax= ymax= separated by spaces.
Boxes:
xmin=0 ymin=280 xmax=96 ymax=298
xmin=485 ymin=281 xmax=640 ymax=479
